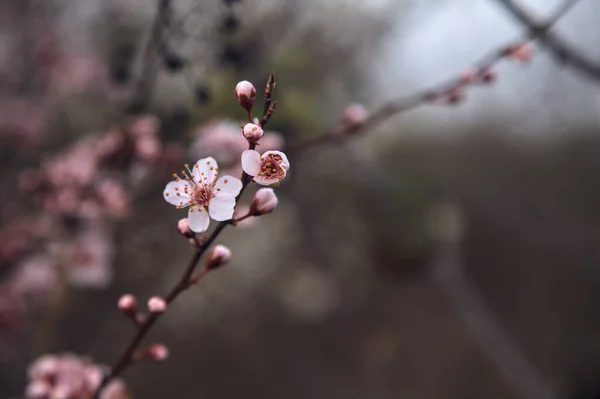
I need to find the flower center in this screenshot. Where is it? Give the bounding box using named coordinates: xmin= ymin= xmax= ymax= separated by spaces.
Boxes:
xmin=259 ymin=153 xmax=285 ymax=179
xmin=172 ymin=164 xmax=216 ymax=209
xmin=191 ymin=185 xmax=213 ymax=208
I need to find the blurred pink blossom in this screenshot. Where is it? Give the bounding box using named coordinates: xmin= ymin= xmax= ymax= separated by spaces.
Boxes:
xmin=10 ymin=255 xmax=57 ymax=304
xmin=60 ymin=226 xmax=115 ymax=289
xmin=26 ymin=353 xmax=129 ymax=399
xmin=96 ymin=178 xmax=130 ymax=219
xmin=48 ymin=53 xmax=109 ymax=95
xmin=0 ymin=99 xmax=48 ymax=142
xmin=44 ymin=136 xmax=101 ymax=188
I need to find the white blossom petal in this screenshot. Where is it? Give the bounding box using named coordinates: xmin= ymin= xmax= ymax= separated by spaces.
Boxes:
xmin=163 ymin=180 xmax=191 ymax=207
xmin=208 ymin=193 xmax=236 ymax=221
xmin=263 ymin=150 xmax=290 ymax=172
xmin=192 ymin=157 xmax=218 ymax=186
xmin=241 ymin=150 xmax=261 ymax=176
xmin=254 ymin=175 xmax=281 ymax=186
xmin=214 ymin=175 xmax=243 ymax=197
xmin=188 ymin=206 xmax=210 ymax=232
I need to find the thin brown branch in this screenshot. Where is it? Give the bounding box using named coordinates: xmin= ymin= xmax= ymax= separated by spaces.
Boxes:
xmin=128 ymin=0 xmax=171 ymax=113
xmin=494 ymin=0 xmax=600 ymax=82
xmin=289 ymin=0 xmax=582 ymax=154
xmin=96 ymin=96 xmax=270 ymax=398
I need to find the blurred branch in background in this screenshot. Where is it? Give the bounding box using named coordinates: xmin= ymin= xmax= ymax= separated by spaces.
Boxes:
xmin=128 ymin=0 xmax=172 ymax=113
xmin=428 ymin=203 xmax=556 ymax=399
xmin=291 ymin=0 xmax=582 ymax=155
xmin=494 ymin=0 xmax=600 ymax=83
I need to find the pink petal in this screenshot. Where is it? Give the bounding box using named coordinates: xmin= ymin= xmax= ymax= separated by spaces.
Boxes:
xmin=254 ymin=175 xmax=280 ymax=186
xmin=241 ymin=150 xmax=261 ymax=176
xmin=214 ymin=175 xmax=242 ymax=197
xmin=188 ymin=206 xmax=210 ymax=232
xmin=163 ymin=180 xmax=191 ymax=207
xmin=192 ymin=157 xmax=218 ymax=186
xmin=208 ymin=193 xmax=236 ymax=221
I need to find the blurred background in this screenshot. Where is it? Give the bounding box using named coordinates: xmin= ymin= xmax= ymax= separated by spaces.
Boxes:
xmin=1 ymin=0 xmax=600 ymax=398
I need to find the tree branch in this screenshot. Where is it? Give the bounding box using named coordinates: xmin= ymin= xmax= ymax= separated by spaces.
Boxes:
xmin=289 ymin=0 xmax=585 ymax=154
xmin=128 ymin=0 xmax=172 ymax=113
xmin=494 ymin=0 xmax=600 ymax=82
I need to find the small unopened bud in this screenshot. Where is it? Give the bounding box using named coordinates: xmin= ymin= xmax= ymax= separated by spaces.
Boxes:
xmin=242 ymin=123 xmax=264 ymax=143
xmin=177 ymin=218 xmax=194 ymax=238
xmin=481 ymin=69 xmax=497 ymax=84
xmin=506 ymin=43 xmax=532 ymax=63
xmin=446 ymin=87 xmax=464 ymax=104
xmin=146 ymin=344 xmax=169 ymax=362
xmin=460 ymin=68 xmax=479 ymax=83
xmin=147 ymin=296 xmax=167 ymax=314
xmin=250 ymin=188 xmax=278 ymax=215
xmin=206 ymin=245 xmax=231 ymax=270
xmin=341 ymin=103 xmax=368 ymax=129
xmin=118 ymin=294 xmax=137 ymax=316
xmin=235 ymin=80 xmax=256 ymax=111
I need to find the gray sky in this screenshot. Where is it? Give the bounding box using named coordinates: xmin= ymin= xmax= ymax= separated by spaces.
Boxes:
xmin=373 ymin=0 xmax=600 ymax=135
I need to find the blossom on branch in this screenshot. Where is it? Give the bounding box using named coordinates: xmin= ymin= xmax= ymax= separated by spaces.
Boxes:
xmin=250 ymin=188 xmax=278 ymax=215
xmin=242 ymin=122 xmax=264 ymax=143
xmin=241 ymin=150 xmax=290 ymax=186
xmin=235 ymin=80 xmax=256 ymax=111
xmin=25 ymin=353 xmax=128 ymax=399
xmin=163 ymin=157 xmax=242 ymax=232
xmin=147 ymin=296 xmax=167 ymax=314
xmin=206 ymin=245 xmax=232 ymax=270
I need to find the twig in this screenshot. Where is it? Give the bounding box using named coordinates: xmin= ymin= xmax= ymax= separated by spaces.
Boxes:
xmin=494 ymin=0 xmax=600 ymax=82
xmin=289 ymin=0 xmax=581 ymax=154
xmin=128 ymin=0 xmax=172 ymax=113
xmin=430 ymin=223 xmax=556 ymax=399
xmin=95 ymin=107 xmax=266 ymax=399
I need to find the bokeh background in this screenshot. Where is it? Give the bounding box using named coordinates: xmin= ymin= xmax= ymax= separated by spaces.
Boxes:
xmin=1 ymin=0 xmax=600 ymax=398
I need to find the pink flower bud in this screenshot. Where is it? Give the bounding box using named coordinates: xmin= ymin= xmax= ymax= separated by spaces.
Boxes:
xmin=242 ymin=123 xmax=264 ymax=143
xmin=506 ymin=43 xmax=532 ymax=63
xmin=146 ymin=344 xmax=169 ymax=362
xmin=118 ymin=294 xmax=137 ymax=316
xmin=460 ymin=68 xmax=479 ymax=83
xmin=250 ymin=188 xmax=278 ymax=215
xmin=235 ymin=80 xmax=256 ymax=111
xmin=177 ymin=218 xmax=194 ymax=238
xmin=446 ymin=87 xmax=464 ymax=104
xmin=147 ymin=296 xmax=167 ymax=314
xmin=342 ymin=104 xmax=368 ymax=128
xmin=206 ymin=245 xmax=231 ymax=270
xmin=481 ymin=69 xmax=497 ymax=84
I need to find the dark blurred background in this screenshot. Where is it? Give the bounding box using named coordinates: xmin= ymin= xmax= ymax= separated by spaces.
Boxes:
xmin=1 ymin=0 xmax=600 ymax=398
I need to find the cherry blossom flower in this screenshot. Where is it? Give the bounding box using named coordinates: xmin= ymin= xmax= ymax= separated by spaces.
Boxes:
xmin=241 ymin=150 xmax=290 ymax=186
xmin=26 ymin=353 xmax=129 ymax=399
xmin=163 ymin=157 xmax=242 ymax=232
